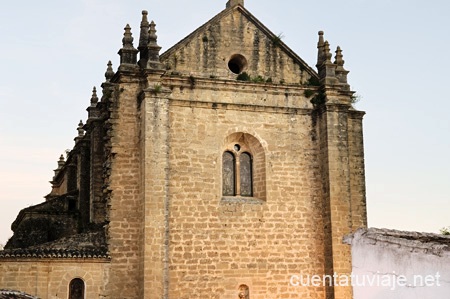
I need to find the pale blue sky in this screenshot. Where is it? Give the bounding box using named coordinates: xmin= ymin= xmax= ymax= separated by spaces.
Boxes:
xmin=0 ymin=0 xmax=449 ymax=244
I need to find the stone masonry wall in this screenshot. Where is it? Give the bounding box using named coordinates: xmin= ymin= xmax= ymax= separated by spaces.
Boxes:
xmin=0 ymin=260 xmax=109 ymax=299
xmin=0 ymin=4 xmax=366 ymax=299
xmin=162 ymin=8 xmax=315 ymax=85
xmin=99 ymin=4 xmax=365 ymax=297
xmin=348 ymin=112 xmax=367 ymax=230
xmin=161 ymin=78 xmax=328 ymax=298
xmin=103 ymin=76 xmax=143 ymax=298
xmin=138 ymin=79 xmax=171 ymax=298
xmin=89 ymin=117 xmax=107 ymax=224
xmin=315 ymin=103 xmax=363 ymax=299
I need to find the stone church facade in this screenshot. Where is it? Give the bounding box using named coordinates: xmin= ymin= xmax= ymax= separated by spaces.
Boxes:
xmin=0 ymin=1 xmax=367 ymax=298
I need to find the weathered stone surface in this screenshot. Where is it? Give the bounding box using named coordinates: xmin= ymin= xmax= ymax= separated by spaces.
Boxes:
xmin=345 ymin=228 xmax=450 ymax=299
xmin=5 ymin=193 xmax=79 ymax=249
xmin=0 ymin=2 xmax=366 ymax=299
xmin=0 ymin=262 xmax=110 ymax=298
xmin=0 ymin=289 xmax=39 ymax=299
xmin=161 ymin=6 xmax=317 ymax=85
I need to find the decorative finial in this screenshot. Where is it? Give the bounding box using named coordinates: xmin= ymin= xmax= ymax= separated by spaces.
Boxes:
xmin=74 ymin=121 xmax=85 ymax=143
xmin=57 ymin=154 xmax=65 ymax=169
xmin=53 ymin=154 xmax=66 ymax=179
xmin=119 ymin=25 xmax=138 ymax=66
xmin=316 ymin=37 xmax=338 ymax=85
xmin=316 ymin=31 xmax=326 ymax=68
xmin=324 ymin=41 xmax=332 ymax=63
xmin=318 ymin=31 xmax=324 ymax=47
xmin=139 ymin=11 xmax=150 ymax=50
xmin=138 ymin=10 xmax=150 ymax=68
xmin=146 ymin=20 xmax=163 ymax=70
xmin=226 ymin=0 xmax=244 ymax=8
xmin=334 ymin=46 xmax=349 ymax=87
xmin=123 ymin=24 xmax=134 ymax=48
xmin=105 ymin=60 xmax=115 ymax=81
xmin=90 ymin=87 xmax=98 ymax=106
xmin=77 ymin=120 xmax=84 ymax=137
xmin=148 ymin=21 xmax=158 ymax=46
xmin=334 ymin=46 xmax=345 ymax=67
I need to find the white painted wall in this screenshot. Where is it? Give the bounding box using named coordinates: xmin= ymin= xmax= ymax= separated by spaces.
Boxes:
xmin=345 ymin=228 xmax=450 ymax=299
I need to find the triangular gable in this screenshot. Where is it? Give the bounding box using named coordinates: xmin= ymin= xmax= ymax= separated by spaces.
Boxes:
xmin=160 ymin=5 xmax=318 ymax=85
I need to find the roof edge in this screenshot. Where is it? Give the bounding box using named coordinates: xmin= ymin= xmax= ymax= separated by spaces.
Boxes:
xmin=236 ymin=6 xmax=318 ymax=78
xmin=345 ymin=227 xmax=450 ymax=256
xmin=160 ymin=5 xmax=318 ymax=79
xmin=161 ymin=7 xmax=232 ymax=60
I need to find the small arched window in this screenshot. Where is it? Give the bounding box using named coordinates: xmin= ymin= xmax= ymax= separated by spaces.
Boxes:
xmin=222 ymin=133 xmax=266 ymax=201
xmin=222 ymin=148 xmax=253 ymax=197
xmin=238 ymin=284 xmax=250 ymax=298
xmin=223 ymin=151 xmax=236 ymax=196
xmin=69 ymin=278 xmax=85 ymax=299
xmin=240 ymin=153 xmax=252 ymax=197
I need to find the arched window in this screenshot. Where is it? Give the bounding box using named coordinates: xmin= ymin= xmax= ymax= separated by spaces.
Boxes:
xmin=69 ymin=278 xmax=85 ymax=299
xmin=222 ymin=133 xmax=266 ymax=201
xmin=240 ymin=152 xmax=252 ymax=197
xmin=222 ymin=148 xmax=253 ymax=197
xmin=223 ymin=151 xmax=236 ymax=196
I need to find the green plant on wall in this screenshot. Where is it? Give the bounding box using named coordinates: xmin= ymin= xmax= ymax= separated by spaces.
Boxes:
xmin=153 ymin=84 xmax=162 ymax=94
xmin=189 ymin=75 xmax=196 ymax=89
xmin=272 ymin=33 xmax=285 ymax=47
xmin=236 ymin=72 xmax=274 ymax=84
xmin=351 ymin=93 xmax=362 ymax=105
xmin=440 ymin=227 xmax=450 ymax=235
xmin=306 ymin=76 xmax=321 ymax=87
xmin=304 ymin=89 xmax=315 ymax=98
xmin=236 ymin=72 xmax=251 ymax=81
xmin=310 ymin=90 xmax=326 ymax=108
xmin=251 ymin=75 xmax=265 ymax=83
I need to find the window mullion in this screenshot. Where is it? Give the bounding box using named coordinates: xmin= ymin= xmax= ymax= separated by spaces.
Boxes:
xmin=235 ymin=156 xmax=241 ymax=196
